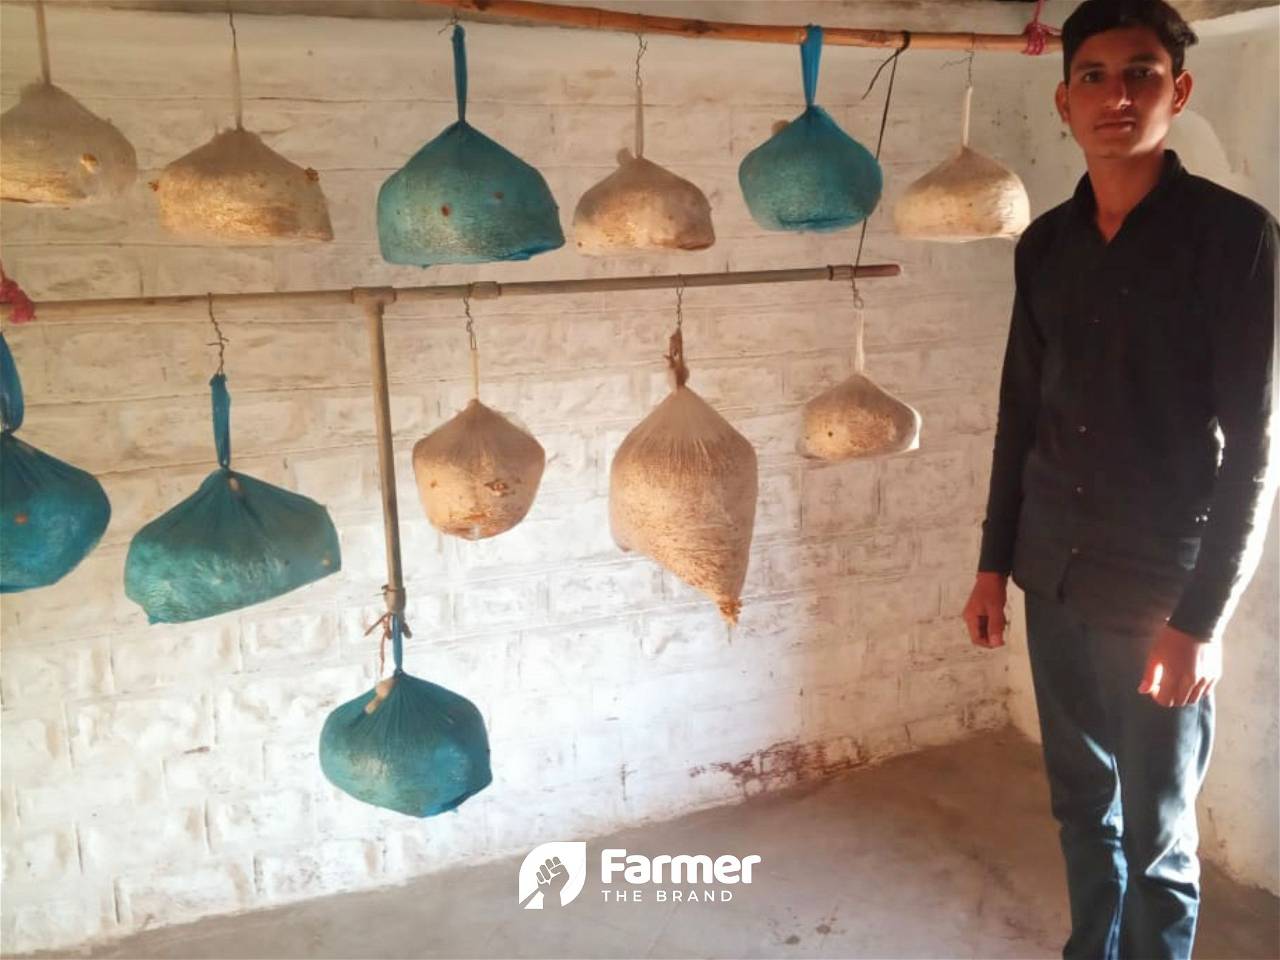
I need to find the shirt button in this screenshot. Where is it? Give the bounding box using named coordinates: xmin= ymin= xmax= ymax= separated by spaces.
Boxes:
xmin=1075 ymin=485 xmax=1085 ymax=495
xmin=1077 ymin=424 xmax=1088 ymax=434
xmin=1090 ymin=315 xmax=1102 ymax=324
xmin=1120 ymin=286 xmax=1130 ymax=296
xmin=1070 ymin=546 xmax=1081 ymax=556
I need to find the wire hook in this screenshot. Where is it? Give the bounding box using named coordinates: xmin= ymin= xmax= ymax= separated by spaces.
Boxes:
xmin=635 ymin=32 xmax=648 ymax=89
xmin=206 ymin=293 xmax=229 ymax=375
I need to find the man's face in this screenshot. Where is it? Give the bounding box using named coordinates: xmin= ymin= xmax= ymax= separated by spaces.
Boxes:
xmin=1054 ymin=25 xmax=1192 ymax=161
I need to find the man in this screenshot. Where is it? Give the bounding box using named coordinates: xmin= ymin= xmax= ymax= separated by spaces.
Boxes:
xmin=962 ymin=1 xmax=1278 ymax=958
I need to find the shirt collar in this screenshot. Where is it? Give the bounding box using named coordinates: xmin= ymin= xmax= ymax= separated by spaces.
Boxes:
xmin=1070 ymin=149 xmax=1185 ymax=224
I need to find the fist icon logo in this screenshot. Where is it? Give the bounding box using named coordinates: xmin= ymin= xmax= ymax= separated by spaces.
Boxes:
xmin=518 ymin=842 xmax=587 ymax=909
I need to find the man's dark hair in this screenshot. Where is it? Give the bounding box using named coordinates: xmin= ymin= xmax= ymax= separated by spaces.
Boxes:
xmin=1061 ymin=0 xmax=1198 ymax=83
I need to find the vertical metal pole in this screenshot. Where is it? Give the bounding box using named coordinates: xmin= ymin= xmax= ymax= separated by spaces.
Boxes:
xmin=355 ymin=288 xmax=405 ymax=619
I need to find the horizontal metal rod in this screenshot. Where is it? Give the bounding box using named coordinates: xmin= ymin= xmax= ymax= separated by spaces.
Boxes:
xmin=418 ymin=0 xmax=1060 ymax=53
xmin=1 ymin=262 xmax=901 ymax=321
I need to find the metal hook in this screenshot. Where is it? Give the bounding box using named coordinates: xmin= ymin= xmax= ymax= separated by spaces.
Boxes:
xmin=941 ymin=43 xmax=976 ymax=86
xmin=463 ymin=283 xmax=477 ymax=352
xmin=206 ymin=293 xmax=229 ymax=375
xmin=674 ymin=275 xmax=685 ymax=330
xmin=438 ymin=6 xmax=460 ymax=33
xmin=860 ymin=32 xmax=910 ymax=102
xmin=635 ymin=32 xmax=648 ymax=90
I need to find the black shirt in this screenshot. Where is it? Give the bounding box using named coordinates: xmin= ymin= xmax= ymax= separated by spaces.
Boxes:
xmin=978 ymin=150 xmax=1278 ymax=640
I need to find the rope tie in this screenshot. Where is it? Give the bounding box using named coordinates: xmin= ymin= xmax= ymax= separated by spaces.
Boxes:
xmin=1022 ymin=0 xmax=1061 ymax=56
xmin=35 ymin=0 xmax=51 ymax=85
xmin=666 ymin=278 xmax=689 ymax=387
xmin=0 ymin=264 xmax=36 ymax=325
xmin=365 ymin=589 xmax=413 ymax=678
xmin=227 ymin=7 xmax=244 ymax=129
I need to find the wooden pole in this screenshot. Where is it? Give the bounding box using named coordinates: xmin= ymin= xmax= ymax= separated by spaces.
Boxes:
xmin=415 ymin=0 xmax=1060 ymax=53
xmin=0 ymin=262 xmax=901 ymax=322
xmin=354 ymin=288 xmax=407 ymax=623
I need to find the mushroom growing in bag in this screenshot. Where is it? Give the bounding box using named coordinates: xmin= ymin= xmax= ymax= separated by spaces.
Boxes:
xmin=574 ymin=149 xmax=715 ymax=254
xmin=738 ymin=26 xmax=881 ymax=233
xmin=124 ymin=374 xmax=341 ymax=623
xmin=1 ymin=84 xmax=138 ymax=205
xmin=155 ymin=128 xmax=333 ymax=243
xmin=413 ymin=400 xmax=546 ymax=541
xmin=153 ymin=12 xmax=332 ymax=243
xmin=413 ymin=310 xmax=545 ymax=539
xmin=0 ymin=332 xmax=111 ymax=592
xmin=893 ymin=86 xmax=1029 ymax=243
xmin=573 ymin=41 xmax=713 ymax=254
xmin=320 ymin=615 xmax=492 ymax=818
xmin=610 ymin=327 xmax=757 ymax=622
xmin=799 ymin=374 xmax=921 ymax=460
xmin=0 ymin=4 xmax=136 ymax=205
xmin=378 ymin=25 xmax=563 ymax=266
xmin=799 ymin=295 xmax=921 ymax=461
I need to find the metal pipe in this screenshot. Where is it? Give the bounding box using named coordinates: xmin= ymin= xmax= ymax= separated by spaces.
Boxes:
xmin=354 ymin=287 xmax=407 ymax=622
xmin=0 ymin=262 xmax=901 ymax=322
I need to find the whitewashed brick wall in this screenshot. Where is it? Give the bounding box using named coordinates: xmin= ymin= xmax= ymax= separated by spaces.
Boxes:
xmin=0 ymin=3 xmax=1041 ymax=951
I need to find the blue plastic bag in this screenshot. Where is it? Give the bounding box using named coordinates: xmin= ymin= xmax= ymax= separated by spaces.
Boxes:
xmin=739 ymin=26 xmax=883 ymax=232
xmin=124 ymin=374 xmax=340 ymax=623
xmin=0 ymin=332 xmax=111 ymax=592
xmin=320 ymin=615 xmax=492 ymax=817
xmin=378 ymin=25 xmax=564 ymax=266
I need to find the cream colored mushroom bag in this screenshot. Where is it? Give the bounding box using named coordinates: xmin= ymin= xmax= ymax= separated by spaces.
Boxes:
xmin=799 ymin=294 xmax=921 ymax=461
xmin=572 ymin=41 xmax=714 ymax=254
xmin=0 ymin=6 xmax=136 ymax=205
xmin=153 ymin=12 xmax=332 ymax=243
xmin=156 ymin=128 xmax=333 ymax=243
xmin=413 ymin=311 xmax=545 ymax=540
xmin=610 ymin=327 xmax=757 ymax=622
xmin=893 ymin=85 xmax=1029 ymax=243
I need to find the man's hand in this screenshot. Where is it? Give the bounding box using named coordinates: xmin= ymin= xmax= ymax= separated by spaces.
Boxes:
xmin=1138 ymin=624 xmax=1222 ymax=708
xmin=963 ymin=572 xmax=1009 ymax=648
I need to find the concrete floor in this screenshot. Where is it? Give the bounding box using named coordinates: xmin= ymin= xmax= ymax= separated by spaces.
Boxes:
xmin=42 ymin=729 xmax=1280 ymax=960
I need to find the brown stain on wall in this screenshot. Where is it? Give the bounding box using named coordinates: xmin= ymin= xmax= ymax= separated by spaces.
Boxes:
xmin=689 ymin=737 xmax=869 ymax=795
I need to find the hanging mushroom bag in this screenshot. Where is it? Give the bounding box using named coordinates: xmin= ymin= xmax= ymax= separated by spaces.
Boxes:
xmin=572 ymin=37 xmax=714 ymax=254
xmin=610 ymin=327 xmax=758 ymax=622
xmin=0 ymin=332 xmax=111 ymax=592
xmin=153 ymin=11 xmax=333 ymax=243
xmin=893 ymin=85 xmax=1030 ymax=242
xmin=378 ymin=25 xmax=564 ymax=267
xmin=319 ymin=614 xmax=493 ymax=818
xmin=413 ymin=399 xmax=545 ymax=540
xmin=738 ymin=26 xmax=882 ymax=233
xmin=413 ymin=306 xmax=545 ymax=540
xmin=124 ymin=374 xmax=341 ymax=623
xmin=0 ymin=4 xmax=137 ymax=205
xmin=0 ymin=82 xmax=137 ymax=205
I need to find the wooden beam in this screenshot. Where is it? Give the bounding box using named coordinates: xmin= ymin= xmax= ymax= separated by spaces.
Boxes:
xmin=416 ymin=0 xmax=1062 ymax=53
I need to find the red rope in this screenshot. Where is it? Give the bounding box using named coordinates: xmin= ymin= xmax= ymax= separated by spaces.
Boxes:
xmin=0 ymin=262 xmax=35 ymax=324
xmin=1022 ymin=0 xmax=1061 ymax=56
